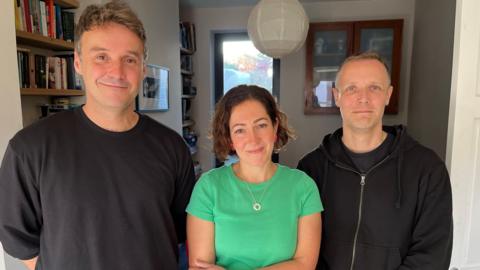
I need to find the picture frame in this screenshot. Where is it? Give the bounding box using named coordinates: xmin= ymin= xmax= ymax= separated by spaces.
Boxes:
xmin=136 ymin=64 xmax=169 ymax=112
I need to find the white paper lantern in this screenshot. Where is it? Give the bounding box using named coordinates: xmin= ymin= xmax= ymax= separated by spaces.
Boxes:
xmin=247 ymin=0 xmax=309 ymax=59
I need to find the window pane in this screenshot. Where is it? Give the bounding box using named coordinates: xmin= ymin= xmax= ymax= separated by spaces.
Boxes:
xmin=223 ymin=41 xmax=273 ymax=94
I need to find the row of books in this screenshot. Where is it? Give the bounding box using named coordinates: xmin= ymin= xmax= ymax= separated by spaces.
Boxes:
xmin=14 ymin=0 xmax=75 ymax=41
xmin=180 ymin=55 xmax=193 ymax=73
xmin=179 ymin=22 xmax=196 ymax=52
xmin=17 ymin=48 xmax=81 ymax=90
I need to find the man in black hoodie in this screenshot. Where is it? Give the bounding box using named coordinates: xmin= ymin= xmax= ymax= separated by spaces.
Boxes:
xmin=297 ymin=52 xmax=453 ymax=270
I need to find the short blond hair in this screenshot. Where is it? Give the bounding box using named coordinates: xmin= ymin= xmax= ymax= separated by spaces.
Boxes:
xmin=335 ymin=52 xmax=391 ymax=87
xmin=75 ymin=1 xmax=147 ymax=59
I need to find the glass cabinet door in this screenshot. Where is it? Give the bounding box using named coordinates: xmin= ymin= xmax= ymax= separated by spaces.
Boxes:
xmin=305 ymin=23 xmax=353 ymax=114
xmin=354 ymin=20 xmax=403 ymax=114
xmin=304 ymin=19 xmax=403 ymax=114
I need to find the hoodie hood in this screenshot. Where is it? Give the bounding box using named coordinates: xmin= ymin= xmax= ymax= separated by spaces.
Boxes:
xmin=319 ymin=125 xmax=419 ymax=208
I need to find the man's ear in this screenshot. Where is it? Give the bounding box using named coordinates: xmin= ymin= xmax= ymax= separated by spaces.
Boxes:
xmin=74 ymin=51 xmax=82 ymax=76
xmin=385 ymin=85 xmax=393 ymax=106
xmin=333 ymin=88 xmax=341 ymax=107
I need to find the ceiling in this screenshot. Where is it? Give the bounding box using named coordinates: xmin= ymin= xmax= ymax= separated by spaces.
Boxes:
xmin=180 ymin=0 xmax=359 ymax=9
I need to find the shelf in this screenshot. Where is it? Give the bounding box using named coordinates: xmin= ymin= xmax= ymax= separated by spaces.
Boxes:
xmin=182 ymin=94 xmax=196 ymax=99
xmin=182 ymin=119 xmax=195 ymax=127
xmin=56 ymin=0 xmax=79 ymax=8
xmin=180 ymin=47 xmax=194 ymax=55
xmin=21 ymin=88 xmax=85 ymax=96
xmin=16 ymin=30 xmax=75 ymax=50
xmin=181 ymin=69 xmax=194 ymax=76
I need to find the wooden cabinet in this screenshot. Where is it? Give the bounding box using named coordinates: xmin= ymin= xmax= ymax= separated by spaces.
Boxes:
xmin=305 ymin=19 xmax=403 ymax=114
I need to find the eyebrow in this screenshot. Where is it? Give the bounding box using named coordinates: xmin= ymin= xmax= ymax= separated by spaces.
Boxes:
xmin=88 ymin=47 xmax=142 ymax=58
xmin=230 ymin=117 xmax=269 ymax=129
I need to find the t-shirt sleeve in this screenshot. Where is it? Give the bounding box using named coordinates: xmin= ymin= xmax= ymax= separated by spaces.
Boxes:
xmin=186 ymin=174 xmax=215 ymax=222
xmin=171 ymin=138 xmax=196 ymax=243
xmin=299 ymin=173 xmax=323 ymax=217
xmin=0 ymin=143 xmax=42 ymax=260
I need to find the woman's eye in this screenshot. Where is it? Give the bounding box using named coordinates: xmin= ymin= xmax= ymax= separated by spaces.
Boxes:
xmin=234 ymin=129 xmax=244 ymax=134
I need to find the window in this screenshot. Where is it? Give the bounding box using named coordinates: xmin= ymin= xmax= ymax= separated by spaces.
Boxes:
xmin=214 ymin=33 xmax=280 ymax=103
xmin=213 ymin=33 xmax=280 ymax=166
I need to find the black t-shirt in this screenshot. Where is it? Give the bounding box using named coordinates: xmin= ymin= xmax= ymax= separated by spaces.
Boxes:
xmin=341 ymin=132 xmax=394 ymax=173
xmin=0 ymin=107 xmax=195 ymax=270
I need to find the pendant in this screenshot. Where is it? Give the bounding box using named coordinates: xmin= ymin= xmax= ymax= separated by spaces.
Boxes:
xmin=253 ymin=202 xmax=262 ymax=211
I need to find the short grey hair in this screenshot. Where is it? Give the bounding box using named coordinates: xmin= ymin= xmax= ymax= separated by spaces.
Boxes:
xmin=75 ymin=0 xmax=148 ymax=60
xmin=335 ymin=52 xmax=391 ymax=88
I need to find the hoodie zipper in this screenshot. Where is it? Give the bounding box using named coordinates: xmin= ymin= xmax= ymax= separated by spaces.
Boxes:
xmin=350 ymin=174 xmax=365 ymax=270
xmin=335 ymin=154 xmax=391 ymax=270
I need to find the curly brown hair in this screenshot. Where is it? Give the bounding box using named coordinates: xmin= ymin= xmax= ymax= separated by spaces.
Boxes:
xmin=75 ymin=0 xmax=147 ymax=59
xmin=211 ymin=85 xmax=295 ymax=161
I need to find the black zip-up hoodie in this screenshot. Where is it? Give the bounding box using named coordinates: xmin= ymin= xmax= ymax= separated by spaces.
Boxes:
xmin=297 ymin=125 xmax=453 ymax=270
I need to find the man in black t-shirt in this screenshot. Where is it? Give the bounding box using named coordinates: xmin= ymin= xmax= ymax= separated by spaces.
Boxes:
xmin=0 ymin=2 xmax=194 ymax=269
xmin=298 ymin=52 xmax=453 ymax=269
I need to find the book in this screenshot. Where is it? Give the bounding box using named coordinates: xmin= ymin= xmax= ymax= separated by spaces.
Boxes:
xmin=35 ymin=54 xmax=47 ymax=88
xmin=39 ymin=0 xmax=48 ymax=36
xmin=55 ymin=5 xmax=63 ymax=40
xmin=61 ymin=10 xmax=75 ymax=42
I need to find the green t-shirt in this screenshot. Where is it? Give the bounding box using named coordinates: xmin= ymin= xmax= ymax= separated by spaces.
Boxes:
xmin=186 ymin=164 xmax=323 ymax=270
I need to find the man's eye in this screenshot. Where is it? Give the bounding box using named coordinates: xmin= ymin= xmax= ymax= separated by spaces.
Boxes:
xmin=369 ymin=85 xmax=382 ymax=91
xmin=95 ymin=55 xmax=108 ymax=62
xmin=125 ymin=58 xmax=137 ymax=64
xmin=345 ymin=86 xmax=356 ymax=92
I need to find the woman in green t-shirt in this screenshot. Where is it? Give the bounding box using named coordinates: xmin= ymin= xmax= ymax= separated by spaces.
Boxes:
xmin=186 ymin=85 xmax=323 ymax=270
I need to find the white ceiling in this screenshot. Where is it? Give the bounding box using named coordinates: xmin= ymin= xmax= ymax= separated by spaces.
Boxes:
xmin=180 ymin=0 xmax=360 ymax=9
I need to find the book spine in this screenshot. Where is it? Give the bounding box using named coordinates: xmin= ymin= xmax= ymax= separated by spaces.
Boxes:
xmin=39 ymin=1 xmax=47 ymax=36
xmin=23 ymin=0 xmax=32 ymax=32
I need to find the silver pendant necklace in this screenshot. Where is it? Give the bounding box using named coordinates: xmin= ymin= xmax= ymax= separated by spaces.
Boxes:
xmin=244 ymin=180 xmax=271 ymax=211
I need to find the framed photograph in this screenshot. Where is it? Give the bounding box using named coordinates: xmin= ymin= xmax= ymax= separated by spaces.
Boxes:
xmin=137 ymin=64 xmax=169 ymax=112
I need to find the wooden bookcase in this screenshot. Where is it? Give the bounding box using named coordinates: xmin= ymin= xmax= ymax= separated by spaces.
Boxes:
xmin=15 ymin=0 xmax=84 ymax=126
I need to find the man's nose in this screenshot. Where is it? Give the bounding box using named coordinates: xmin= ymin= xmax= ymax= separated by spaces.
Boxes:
xmin=356 ymin=87 xmax=370 ymax=103
xmin=108 ymin=60 xmax=125 ymax=78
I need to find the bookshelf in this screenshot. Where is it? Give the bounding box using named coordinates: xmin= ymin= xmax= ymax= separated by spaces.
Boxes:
xmin=21 ymin=88 xmax=85 ymax=96
xmin=180 ymin=21 xmax=202 ymax=177
xmin=16 ymin=30 xmax=75 ymax=50
xmin=14 ymin=0 xmax=83 ymax=126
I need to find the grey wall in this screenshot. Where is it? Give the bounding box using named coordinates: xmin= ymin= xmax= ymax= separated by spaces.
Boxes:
xmin=181 ymin=0 xmax=416 ymax=171
xmin=407 ymin=0 xmax=456 ymax=160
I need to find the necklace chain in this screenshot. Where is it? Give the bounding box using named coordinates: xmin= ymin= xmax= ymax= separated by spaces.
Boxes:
xmin=244 ymin=180 xmax=271 ymax=211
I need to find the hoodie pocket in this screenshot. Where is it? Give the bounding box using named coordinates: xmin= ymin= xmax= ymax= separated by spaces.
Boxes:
xmin=353 ymin=242 xmax=401 ymax=270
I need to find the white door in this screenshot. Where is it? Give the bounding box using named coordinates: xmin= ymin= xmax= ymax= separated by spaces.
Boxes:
xmin=446 ymin=0 xmax=480 ymax=269
xmin=0 ymin=243 xmax=5 ymax=270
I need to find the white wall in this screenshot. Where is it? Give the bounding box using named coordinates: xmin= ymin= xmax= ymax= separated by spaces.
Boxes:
xmin=127 ymin=0 xmax=183 ymax=133
xmin=182 ymin=0 xmax=416 ymax=170
xmin=0 ymin=0 xmax=25 ymax=268
xmin=407 ymin=0 xmax=455 ymax=160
